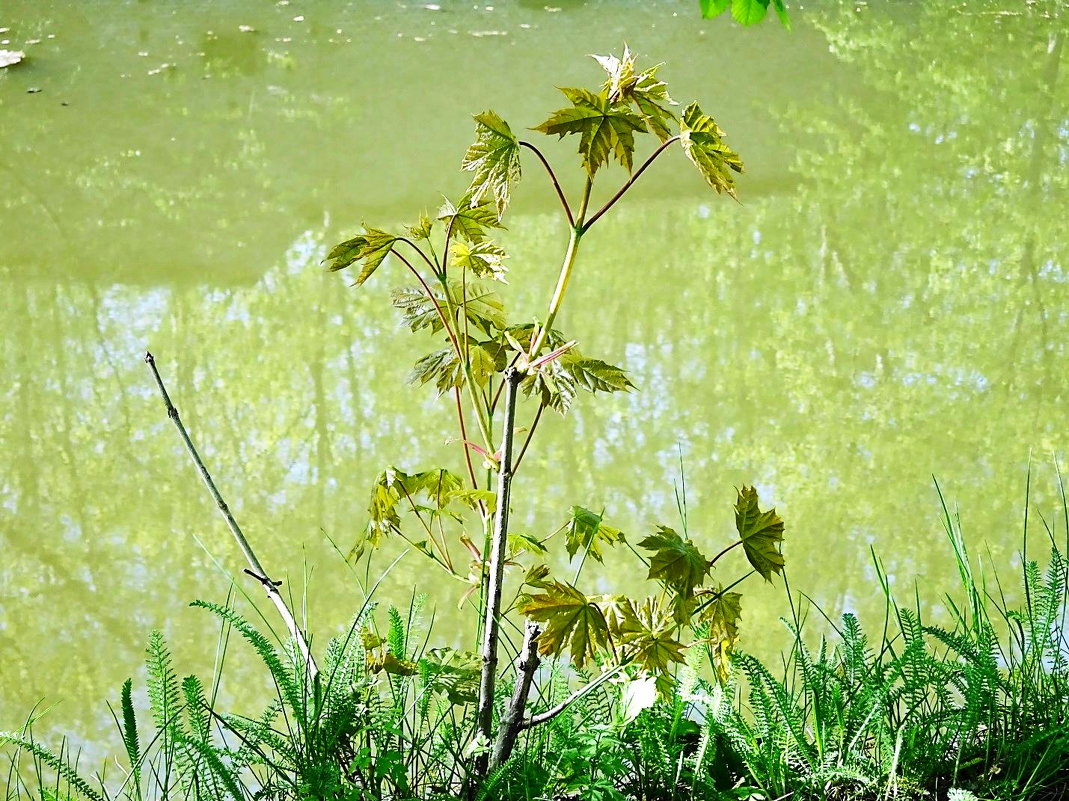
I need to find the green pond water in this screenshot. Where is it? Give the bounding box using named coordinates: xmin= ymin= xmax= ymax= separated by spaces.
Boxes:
xmin=1 ymin=0 xmax=1067 ymax=758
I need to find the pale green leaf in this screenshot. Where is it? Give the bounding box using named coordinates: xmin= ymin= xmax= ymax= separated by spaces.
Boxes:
xmin=699 ymin=0 xmax=731 ymax=18
xmin=593 ymin=45 xmax=676 ymax=142
xmin=679 ymin=102 xmax=744 ymax=199
xmin=533 ymin=86 xmax=646 ymax=175
xmin=638 ymin=525 xmax=710 ymax=598
xmin=405 ymin=213 xmax=434 ymax=240
xmin=461 ymin=110 xmax=522 ymax=215
xmin=421 ymin=648 xmax=480 ymax=704
xmin=623 ymin=597 xmax=687 ymax=678
xmin=451 ymin=240 xmax=509 ymax=282
xmin=564 ymin=505 xmax=624 ymax=562
xmin=438 ymin=197 xmax=503 ymax=244
xmin=735 ymin=485 xmax=785 ymax=581
xmin=698 ymin=584 xmax=742 ymax=680
xmin=519 ymin=580 xmax=610 ymax=667
xmin=732 ymin=0 xmax=770 ymax=25
xmin=324 ymin=227 xmax=400 ymax=284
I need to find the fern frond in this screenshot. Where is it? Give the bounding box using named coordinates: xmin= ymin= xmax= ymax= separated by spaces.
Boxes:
xmin=0 ymin=733 xmax=104 ymax=801
xmin=190 ymin=601 xmax=304 ymax=714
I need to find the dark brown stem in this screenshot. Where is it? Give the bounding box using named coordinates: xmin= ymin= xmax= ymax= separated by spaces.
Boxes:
xmin=520 ymin=141 xmax=574 ymax=227
xmin=582 ymin=136 xmax=680 ymax=231
xmin=144 ymin=352 xmax=317 ymax=680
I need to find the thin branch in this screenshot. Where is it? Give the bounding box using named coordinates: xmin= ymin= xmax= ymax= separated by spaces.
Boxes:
xmin=522 ymin=663 xmax=626 ymax=729
xmin=395 ymin=236 xmax=442 ymax=278
xmin=520 ymin=141 xmax=573 ymax=227
xmin=393 ymin=251 xmax=462 ymax=358
xmin=454 ymin=387 xmax=481 ymax=491
xmin=512 ymin=402 xmax=545 ymax=473
xmin=144 ymin=352 xmax=318 ymax=680
xmin=708 ymin=538 xmax=743 ymax=567
xmin=582 ymin=136 xmax=680 ymax=231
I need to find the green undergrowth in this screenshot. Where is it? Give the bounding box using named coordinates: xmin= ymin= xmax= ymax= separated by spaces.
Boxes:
xmin=4 ymin=478 xmax=1068 ymax=801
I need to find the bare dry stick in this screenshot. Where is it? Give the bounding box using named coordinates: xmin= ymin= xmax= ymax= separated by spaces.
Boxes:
xmin=489 ymin=619 xmax=541 ymax=773
xmin=144 ymin=352 xmax=318 ymax=680
xmin=475 ymin=366 xmax=522 ymax=776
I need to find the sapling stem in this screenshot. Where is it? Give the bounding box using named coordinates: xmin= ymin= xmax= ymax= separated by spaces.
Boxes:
xmin=475 ymin=367 xmax=522 ymax=776
xmin=144 ymin=352 xmax=318 ymax=680
xmin=529 ymin=177 xmax=593 ymax=358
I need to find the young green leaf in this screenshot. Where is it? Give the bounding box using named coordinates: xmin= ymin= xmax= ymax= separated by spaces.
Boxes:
xmin=593 ymin=45 xmax=677 ymax=142
xmin=437 ymin=197 xmax=503 ymax=244
xmin=392 ymin=281 xmax=505 ymax=336
xmin=533 ymin=87 xmax=647 ymax=175
xmin=451 ymin=240 xmax=509 ymax=282
xmin=361 ymin=467 xmax=468 ymax=553
xmin=732 ymin=0 xmax=770 ymax=25
xmin=734 ymin=485 xmax=785 ymax=581
xmin=324 ymin=227 xmax=400 ymax=284
xmin=519 ymin=579 xmax=610 ymax=667
xmin=679 ymin=102 xmax=744 ymax=199
xmin=461 ymin=110 xmax=522 ymax=215
xmin=564 ymin=505 xmax=624 ymax=562
xmin=405 ymin=213 xmax=434 ymax=240
xmin=698 ymin=584 xmax=742 ymax=681
xmin=421 ymin=648 xmax=481 ymax=705
xmin=411 ymin=348 xmax=463 ymax=395
xmin=698 ymin=0 xmax=731 ymax=18
xmin=638 ymin=525 xmax=710 ymax=598
xmin=623 ymin=597 xmax=687 ymax=676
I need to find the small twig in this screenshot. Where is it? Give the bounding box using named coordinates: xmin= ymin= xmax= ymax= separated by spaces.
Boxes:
xmin=144 ymin=352 xmax=318 ymax=680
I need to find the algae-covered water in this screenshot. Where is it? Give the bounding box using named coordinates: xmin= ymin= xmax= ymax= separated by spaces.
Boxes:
xmin=1 ymin=0 xmax=1066 ymax=755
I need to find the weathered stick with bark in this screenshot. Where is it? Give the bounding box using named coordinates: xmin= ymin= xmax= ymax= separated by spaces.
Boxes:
xmin=488 ymin=619 xmax=541 ymax=773
xmin=144 ymin=351 xmax=318 ymax=680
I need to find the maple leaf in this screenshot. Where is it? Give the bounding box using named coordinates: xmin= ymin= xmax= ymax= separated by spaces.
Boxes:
xmin=421 ymin=647 xmax=481 ymax=705
xmin=324 ymin=227 xmax=400 ymax=284
xmin=679 ymin=102 xmax=744 ymax=199
xmin=734 ymin=485 xmax=785 ymax=581
xmin=451 ymin=240 xmax=509 ymax=282
xmin=698 ymin=585 xmax=742 ymax=681
xmin=519 ymin=580 xmax=610 ymax=667
xmin=356 ymin=466 xmax=467 ymax=557
xmin=533 ymin=87 xmax=646 ymax=175
xmin=622 ymin=597 xmax=686 ymax=686
xmin=502 ymin=325 xmax=633 ymax=414
xmin=461 ymin=110 xmax=522 ymax=215
xmin=593 ymin=45 xmax=677 ymax=142
xmin=639 ymin=526 xmax=710 ymax=598
xmin=437 ymin=197 xmax=503 ymax=244
xmin=564 ymin=506 xmax=624 ymax=562
xmin=392 ymin=281 xmax=505 ymax=336
xmin=405 ymin=213 xmax=434 ymax=240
